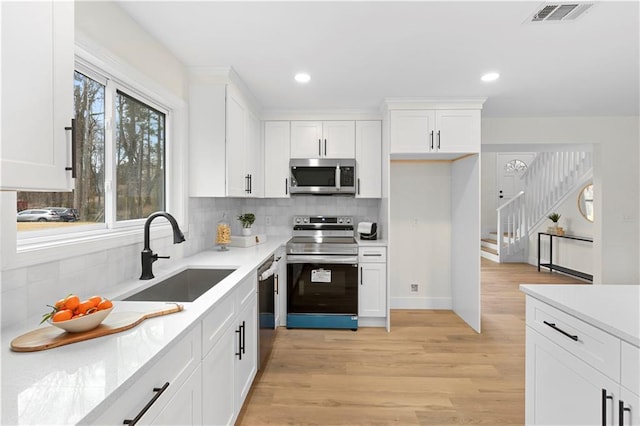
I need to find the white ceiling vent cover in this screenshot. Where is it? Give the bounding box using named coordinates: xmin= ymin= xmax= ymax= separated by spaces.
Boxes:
xmin=528 ymin=3 xmax=594 ymax=23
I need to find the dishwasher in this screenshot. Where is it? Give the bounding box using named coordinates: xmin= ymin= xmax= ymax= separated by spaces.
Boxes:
xmin=257 ymin=255 xmax=277 ymax=370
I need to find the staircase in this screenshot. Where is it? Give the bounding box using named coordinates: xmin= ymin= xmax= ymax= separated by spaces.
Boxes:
xmin=482 ymin=151 xmax=593 ymax=263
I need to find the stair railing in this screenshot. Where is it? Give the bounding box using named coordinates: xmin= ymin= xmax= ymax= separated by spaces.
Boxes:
xmin=496 ymin=191 xmax=526 ymax=259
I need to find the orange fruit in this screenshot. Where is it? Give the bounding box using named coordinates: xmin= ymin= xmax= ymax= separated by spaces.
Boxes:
xmin=54 ymin=298 xmax=66 ymax=310
xmin=88 ymin=295 xmax=102 ymax=307
xmin=64 ymin=295 xmax=80 ymax=311
xmin=97 ymin=299 xmax=113 ymax=310
xmin=76 ymin=300 xmax=94 ymax=315
xmin=52 ymin=309 xmax=73 ymax=322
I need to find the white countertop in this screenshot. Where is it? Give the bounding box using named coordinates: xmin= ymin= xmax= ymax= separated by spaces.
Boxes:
xmin=356 ymin=238 xmax=387 ymax=247
xmin=520 ymin=284 xmax=640 ymax=347
xmin=1 ymin=236 xmax=290 ymax=425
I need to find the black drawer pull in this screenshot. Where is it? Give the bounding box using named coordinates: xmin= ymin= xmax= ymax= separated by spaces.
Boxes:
xmin=619 ymin=399 xmax=631 ymax=426
xmin=123 ymin=382 xmax=170 ymax=425
xmin=362 ymin=253 xmax=382 ymax=257
xmin=235 ymin=325 xmax=242 ymax=360
xmin=544 ymin=320 xmax=578 ymax=341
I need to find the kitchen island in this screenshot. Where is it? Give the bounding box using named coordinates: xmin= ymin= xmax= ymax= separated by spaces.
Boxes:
xmin=521 ymin=284 xmax=639 ymax=425
xmin=1 ymin=237 xmax=290 ymax=425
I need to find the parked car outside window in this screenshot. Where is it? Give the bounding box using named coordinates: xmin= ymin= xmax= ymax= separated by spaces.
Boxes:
xmin=44 ymin=207 xmax=79 ymax=222
xmin=16 ymin=209 xmax=61 ymax=222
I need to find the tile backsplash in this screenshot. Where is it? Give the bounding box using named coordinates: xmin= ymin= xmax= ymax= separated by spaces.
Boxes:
xmin=1 ymin=196 xmax=380 ymax=329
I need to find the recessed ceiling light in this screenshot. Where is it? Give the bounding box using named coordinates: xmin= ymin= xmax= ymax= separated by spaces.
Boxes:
xmin=481 ymin=72 xmax=500 ymax=82
xmin=294 ymin=73 xmax=311 ymax=83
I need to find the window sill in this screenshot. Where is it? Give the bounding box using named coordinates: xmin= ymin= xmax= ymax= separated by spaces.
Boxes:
xmin=12 ymin=223 xmax=180 ymax=270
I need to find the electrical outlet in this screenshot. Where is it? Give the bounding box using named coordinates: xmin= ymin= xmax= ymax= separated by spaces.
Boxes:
xmin=265 ymin=216 xmax=271 ymax=226
xmin=411 ymin=283 xmax=418 ymax=292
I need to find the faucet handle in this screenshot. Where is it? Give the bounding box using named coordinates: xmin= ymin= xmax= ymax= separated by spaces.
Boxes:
xmin=155 ymin=255 xmax=170 ymax=260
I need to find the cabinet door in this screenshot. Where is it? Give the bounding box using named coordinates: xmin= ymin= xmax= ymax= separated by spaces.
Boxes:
xmin=264 ymin=121 xmax=291 ymax=198
xmin=355 ymin=121 xmax=382 ymax=198
xmin=202 ymin=324 xmax=237 ymax=426
xmin=1 ymin=0 xmax=74 ymax=191
xmin=151 ymin=365 xmax=203 ymax=426
xmin=226 ymin=86 xmax=248 ymax=197
xmin=245 ymin=110 xmax=261 ymax=197
xmin=236 ymin=297 xmax=258 ymax=411
xmin=434 ymin=110 xmax=480 ymax=153
xmin=322 ymin=121 xmax=355 ymax=158
xmin=290 ymin=121 xmax=323 ymax=158
xmin=389 ymin=110 xmax=435 ymax=154
xmin=274 ymin=249 xmax=287 ymax=326
xmin=620 ymin=387 xmax=640 ymax=426
xmin=525 ymin=327 xmax=619 ymax=426
xmin=358 ymin=262 xmax=386 ymax=317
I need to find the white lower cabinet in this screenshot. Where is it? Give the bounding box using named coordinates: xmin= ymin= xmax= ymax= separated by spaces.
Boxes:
xmin=201 ymin=273 xmax=258 ymax=425
xmin=525 ymin=296 xmax=639 ymax=426
xmin=358 ymin=247 xmax=387 ymax=318
xmin=92 ymin=324 xmax=202 ymax=425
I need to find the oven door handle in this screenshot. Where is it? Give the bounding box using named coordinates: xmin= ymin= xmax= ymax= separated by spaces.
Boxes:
xmin=287 ymin=255 xmax=358 ymax=264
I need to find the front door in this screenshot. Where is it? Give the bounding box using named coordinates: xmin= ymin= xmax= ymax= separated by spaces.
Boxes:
xmin=496 ymin=153 xmax=536 ymax=205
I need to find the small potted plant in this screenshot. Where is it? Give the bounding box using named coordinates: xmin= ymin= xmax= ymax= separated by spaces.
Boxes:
xmin=237 ymin=213 xmax=256 ymax=236
xmin=547 ymin=212 xmax=564 ymax=235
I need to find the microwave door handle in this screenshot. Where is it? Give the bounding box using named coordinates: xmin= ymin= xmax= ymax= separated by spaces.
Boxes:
xmin=335 ymin=165 xmax=341 ymax=190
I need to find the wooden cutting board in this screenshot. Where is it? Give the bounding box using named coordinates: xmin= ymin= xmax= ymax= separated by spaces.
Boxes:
xmin=10 ymin=304 xmax=184 ymax=352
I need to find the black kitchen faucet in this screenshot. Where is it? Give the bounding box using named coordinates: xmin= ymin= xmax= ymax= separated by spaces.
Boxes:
xmin=140 ymin=211 xmax=186 ymax=280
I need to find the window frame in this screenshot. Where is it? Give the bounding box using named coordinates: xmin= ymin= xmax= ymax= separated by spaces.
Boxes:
xmin=11 ymin=45 xmax=188 ymax=268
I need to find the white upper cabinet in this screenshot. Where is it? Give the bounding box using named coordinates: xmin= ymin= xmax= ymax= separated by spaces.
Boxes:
xmin=263 ymin=121 xmax=291 ymax=198
xmin=390 ymin=109 xmax=480 ymax=154
xmin=355 ymin=121 xmax=382 ymax=198
xmin=290 ymin=121 xmax=355 ymax=159
xmin=189 ymin=77 xmax=260 ymax=198
xmin=1 ymin=0 xmax=74 ymax=191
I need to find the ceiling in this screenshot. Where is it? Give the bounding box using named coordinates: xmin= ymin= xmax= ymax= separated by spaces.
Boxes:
xmin=116 ymin=1 xmax=639 ymax=117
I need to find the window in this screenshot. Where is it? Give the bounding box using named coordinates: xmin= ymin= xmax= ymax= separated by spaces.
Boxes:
xmin=17 ymin=66 xmax=167 ymax=234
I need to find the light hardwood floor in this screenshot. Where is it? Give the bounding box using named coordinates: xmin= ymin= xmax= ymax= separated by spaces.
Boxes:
xmin=237 ymin=259 xmax=586 ymax=425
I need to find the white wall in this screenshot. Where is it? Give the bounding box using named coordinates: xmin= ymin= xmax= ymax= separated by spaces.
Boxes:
xmin=482 ymin=116 xmax=640 ymax=284
xmin=389 ymin=161 xmax=452 ymax=308
xmin=480 ymin=152 xmax=497 ymax=234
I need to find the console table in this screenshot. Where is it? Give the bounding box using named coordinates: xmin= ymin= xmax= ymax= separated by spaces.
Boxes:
xmin=537 ymin=232 xmax=593 ymax=282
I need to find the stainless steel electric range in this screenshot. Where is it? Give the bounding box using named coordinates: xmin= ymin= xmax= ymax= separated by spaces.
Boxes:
xmin=286 ymin=215 xmax=359 ymax=330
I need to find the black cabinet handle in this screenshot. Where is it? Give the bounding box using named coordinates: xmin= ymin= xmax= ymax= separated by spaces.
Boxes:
xmin=275 ymin=274 xmax=279 ymax=295
xmin=324 ymin=139 xmax=327 ymax=156
xmin=430 ymin=130 xmax=434 ymax=149
xmin=241 ymin=320 xmax=246 ymax=355
xmin=249 ymin=174 xmax=252 ymax=194
xmin=285 ymin=178 xmax=288 ymax=195
xmin=360 ymin=266 xmax=363 ymax=285
xmin=123 ymin=382 xmax=170 ymax=425
xmin=602 ymin=388 xmax=614 ymax=426
xmin=357 ymin=178 xmax=361 ymax=195
xmin=235 ymin=325 xmax=242 ymax=360
xmin=619 ymin=399 xmax=631 ymax=426
xmin=363 ymin=253 xmax=382 ymax=257
xmin=64 ymin=119 xmax=76 ymax=178
xmin=543 ymin=320 xmax=578 ymax=341
xmin=318 ymin=139 xmax=321 ymax=156
xmin=437 ymin=130 xmax=441 ymax=149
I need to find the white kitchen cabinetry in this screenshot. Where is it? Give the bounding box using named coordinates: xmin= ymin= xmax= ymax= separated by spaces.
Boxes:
xmin=525 ymin=295 xmax=640 ymax=426
xmin=390 ymin=109 xmax=480 ymax=154
xmin=355 ymin=121 xmax=382 ymax=198
xmin=1 ymin=0 xmax=74 ymax=191
xmin=264 ymin=121 xmax=291 ymax=197
xmin=201 ymin=273 xmax=257 ymax=426
xmin=358 ymin=246 xmax=387 ymax=319
xmin=290 ymin=121 xmax=355 ymax=159
xmin=189 ymin=77 xmax=260 ymax=197
xmin=92 ymin=324 xmax=202 ymax=425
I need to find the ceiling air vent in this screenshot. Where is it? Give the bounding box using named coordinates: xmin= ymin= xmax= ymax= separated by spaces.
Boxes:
xmin=529 ymin=3 xmax=594 ymax=22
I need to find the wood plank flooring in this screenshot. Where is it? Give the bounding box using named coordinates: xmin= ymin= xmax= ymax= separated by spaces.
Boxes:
xmin=237 ymin=260 xmax=586 ymax=425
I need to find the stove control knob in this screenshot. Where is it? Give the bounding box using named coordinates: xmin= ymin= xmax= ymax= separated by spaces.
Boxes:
xmin=345 ymin=218 xmax=351 ymax=224
xmin=338 ymin=218 xmax=343 ymax=224
xmin=303 ymin=218 xmax=309 ymax=223
xmin=295 ymin=217 xmax=301 ymax=224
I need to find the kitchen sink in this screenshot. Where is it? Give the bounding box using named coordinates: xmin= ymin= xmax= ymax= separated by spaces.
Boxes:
xmin=124 ymin=268 xmax=236 ymax=302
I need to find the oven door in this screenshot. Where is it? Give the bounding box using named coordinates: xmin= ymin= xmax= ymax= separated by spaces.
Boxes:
xmin=286 ymin=255 xmax=358 ymax=329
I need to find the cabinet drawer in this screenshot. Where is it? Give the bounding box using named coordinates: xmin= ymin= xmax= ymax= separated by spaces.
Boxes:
xmin=358 ymin=247 xmax=386 ymax=263
xmin=526 ymin=297 xmax=620 ymax=381
xmin=236 ymin=273 xmax=257 ymax=310
xmin=622 ymin=341 xmax=640 ymax=394
xmin=91 ymin=324 xmax=202 ymax=425
xmin=202 ymin=291 xmax=236 ymax=356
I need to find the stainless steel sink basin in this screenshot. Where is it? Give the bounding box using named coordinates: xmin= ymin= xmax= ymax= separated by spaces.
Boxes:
xmin=124 ymin=268 xmax=236 ymax=302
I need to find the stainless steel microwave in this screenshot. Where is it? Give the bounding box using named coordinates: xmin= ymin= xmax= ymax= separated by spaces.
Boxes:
xmin=289 ymin=158 xmax=356 ymax=195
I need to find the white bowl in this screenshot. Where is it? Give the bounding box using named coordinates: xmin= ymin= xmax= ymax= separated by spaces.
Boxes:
xmin=50 ymin=307 xmax=113 ymax=333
